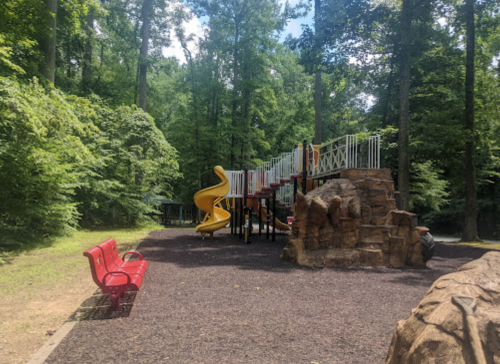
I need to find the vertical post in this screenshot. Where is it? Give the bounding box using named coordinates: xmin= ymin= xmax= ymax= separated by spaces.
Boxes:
xmin=179 ymin=205 xmax=183 ymax=225
xmin=239 ymin=198 xmax=243 ymax=239
xmin=302 ymin=139 xmax=307 ymax=195
xmin=272 ymin=190 xmax=276 ymax=242
xmin=248 ymin=208 xmax=252 ymax=244
xmin=377 ymin=135 xmax=380 ymax=169
xmin=266 ymin=198 xmax=270 ymax=240
xmin=258 ymin=200 xmax=262 ymax=236
xmin=231 ymin=198 xmax=234 ymax=235
xmin=293 ymin=178 xmax=298 ymax=204
xmin=243 ymin=167 xmax=248 ymax=214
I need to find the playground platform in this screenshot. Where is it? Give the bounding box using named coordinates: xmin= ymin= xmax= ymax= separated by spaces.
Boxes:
xmin=43 ymin=229 xmax=487 ymax=364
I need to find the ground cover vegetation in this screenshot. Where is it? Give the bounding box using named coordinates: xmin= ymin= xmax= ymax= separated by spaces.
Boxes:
xmin=0 ymin=225 xmax=158 ymax=364
xmin=1 ymin=0 xmax=499 ymax=250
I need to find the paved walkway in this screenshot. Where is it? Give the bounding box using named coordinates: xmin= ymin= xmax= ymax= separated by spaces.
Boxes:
xmin=44 ymin=229 xmax=490 ymax=364
xmin=433 ymin=235 xmax=500 ymax=244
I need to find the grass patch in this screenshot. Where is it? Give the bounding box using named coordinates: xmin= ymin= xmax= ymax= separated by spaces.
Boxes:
xmin=0 ymin=223 xmax=163 ymax=297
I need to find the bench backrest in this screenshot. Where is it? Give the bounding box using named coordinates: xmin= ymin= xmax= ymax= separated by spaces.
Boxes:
xmin=83 ymin=246 xmax=108 ymax=288
xmin=98 ymin=238 xmax=122 ymax=270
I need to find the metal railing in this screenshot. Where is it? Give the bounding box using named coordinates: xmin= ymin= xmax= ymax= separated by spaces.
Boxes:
xmin=224 ymin=134 xmax=380 ymax=199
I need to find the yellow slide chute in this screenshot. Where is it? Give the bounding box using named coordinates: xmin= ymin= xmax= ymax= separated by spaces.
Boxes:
xmin=260 ymin=205 xmax=291 ymax=231
xmin=194 ymin=166 xmax=231 ymax=235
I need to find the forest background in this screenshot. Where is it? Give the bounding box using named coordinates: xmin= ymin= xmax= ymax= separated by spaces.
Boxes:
xmin=1 ymin=0 xmax=499 ymax=251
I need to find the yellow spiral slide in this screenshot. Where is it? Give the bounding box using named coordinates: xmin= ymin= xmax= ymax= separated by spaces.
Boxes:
xmin=194 ymin=166 xmax=231 ymax=235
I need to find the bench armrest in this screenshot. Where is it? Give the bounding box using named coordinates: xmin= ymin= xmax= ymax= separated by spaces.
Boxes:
xmin=103 ymin=271 xmax=131 ymax=286
xmin=122 ymin=251 xmax=143 ymax=261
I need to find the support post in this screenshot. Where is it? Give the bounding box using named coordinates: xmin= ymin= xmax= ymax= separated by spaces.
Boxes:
xmin=239 ymin=198 xmax=243 ymax=239
xmin=231 ymin=198 xmax=234 ymax=235
xmin=272 ymin=189 xmax=276 ymax=242
xmin=179 ymin=205 xmax=183 ymax=225
xmin=248 ymin=208 xmax=252 ymax=244
xmin=266 ymin=198 xmax=270 ymax=240
xmin=243 ymin=167 xmax=248 ymax=214
xmin=293 ymin=178 xmax=298 ymax=204
xmin=302 ymin=139 xmax=307 ymax=195
xmin=258 ymin=199 xmax=262 ymax=236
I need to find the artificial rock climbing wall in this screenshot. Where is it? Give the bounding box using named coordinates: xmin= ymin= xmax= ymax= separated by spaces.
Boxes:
xmin=281 ymin=168 xmax=426 ymax=268
xmin=385 ymin=251 xmax=500 ymax=364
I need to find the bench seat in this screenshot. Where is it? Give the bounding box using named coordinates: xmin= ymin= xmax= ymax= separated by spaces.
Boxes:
xmin=84 ymin=241 xmax=148 ymax=311
xmin=98 ymin=238 xmax=148 ymax=273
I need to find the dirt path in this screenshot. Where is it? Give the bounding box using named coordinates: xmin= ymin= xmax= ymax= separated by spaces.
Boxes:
xmin=44 ymin=229 xmax=486 ymax=364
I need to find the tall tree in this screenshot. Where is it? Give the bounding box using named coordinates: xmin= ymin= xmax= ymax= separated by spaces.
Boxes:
xmin=314 ymin=0 xmax=322 ymax=144
xmin=39 ymin=0 xmax=58 ymax=83
xmin=398 ymin=0 xmax=412 ymax=211
xmin=82 ymin=9 xmax=94 ymax=92
xmin=139 ymin=0 xmax=153 ymax=111
xmin=462 ymin=0 xmax=478 ymax=241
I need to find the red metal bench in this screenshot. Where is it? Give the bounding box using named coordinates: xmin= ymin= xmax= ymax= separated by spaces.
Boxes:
xmin=84 ymin=240 xmax=148 ymax=311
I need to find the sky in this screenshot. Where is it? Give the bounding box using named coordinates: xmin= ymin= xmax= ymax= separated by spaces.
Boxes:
xmin=162 ymin=0 xmax=314 ymax=64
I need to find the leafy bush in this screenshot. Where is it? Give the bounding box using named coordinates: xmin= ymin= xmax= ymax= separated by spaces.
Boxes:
xmin=75 ymin=103 xmax=180 ymax=227
xmin=0 ymin=77 xmax=179 ymax=250
xmin=0 ymin=77 xmax=93 ymax=249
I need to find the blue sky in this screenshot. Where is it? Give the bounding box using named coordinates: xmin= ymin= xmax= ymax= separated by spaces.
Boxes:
xmin=164 ymin=0 xmax=314 ymax=62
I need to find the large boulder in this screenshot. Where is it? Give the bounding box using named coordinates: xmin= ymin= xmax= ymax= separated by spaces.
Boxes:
xmin=281 ymin=168 xmax=427 ymax=268
xmin=386 ymin=251 xmax=500 ymax=364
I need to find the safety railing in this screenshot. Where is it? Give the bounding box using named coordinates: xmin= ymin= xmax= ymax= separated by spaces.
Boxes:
xmin=356 ymin=135 xmax=381 ymax=169
xmin=225 ymin=134 xmax=380 ymax=198
xmin=316 ymin=135 xmax=358 ymax=178
xmin=226 ymin=170 xmax=244 ymax=198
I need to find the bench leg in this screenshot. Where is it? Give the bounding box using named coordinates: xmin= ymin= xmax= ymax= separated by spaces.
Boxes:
xmin=110 ymin=293 xmax=120 ymax=311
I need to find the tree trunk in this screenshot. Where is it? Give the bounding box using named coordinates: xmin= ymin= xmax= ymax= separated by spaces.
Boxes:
xmin=397 ymin=0 xmax=412 ymax=212
xmin=314 ymin=0 xmax=322 ymax=144
xmin=39 ymin=0 xmax=57 ymax=83
xmin=139 ymin=0 xmax=153 ymax=111
xmin=462 ymin=0 xmax=479 ymax=242
xmin=181 ymin=40 xmax=198 ymax=119
xmin=82 ymin=9 xmax=94 ymax=93
xmin=382 ymin=49 xmax=396 ymax=127
xmin=230 ymin=24 xmax=240 ymax=170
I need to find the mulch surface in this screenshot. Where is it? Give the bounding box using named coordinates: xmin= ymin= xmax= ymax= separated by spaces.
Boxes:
xmin=46 ymin=229 xmax=488 ymax=364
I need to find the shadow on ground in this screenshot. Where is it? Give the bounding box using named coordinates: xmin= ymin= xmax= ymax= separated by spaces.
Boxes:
xmin=69 ymin=290 xmax=137 ymax=321
xmin=140 ymin=229 xmax=491 ymax=288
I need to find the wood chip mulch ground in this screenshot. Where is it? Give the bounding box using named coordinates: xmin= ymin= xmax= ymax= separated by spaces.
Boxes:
xmin=45 ymin=228 xmax=487 ymax=364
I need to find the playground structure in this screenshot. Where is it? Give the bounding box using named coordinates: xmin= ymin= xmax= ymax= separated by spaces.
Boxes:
xmin=194 ymin=135 xmax=381 ymax=242
xmin=194 ymin=166 xmax=231 ymax=237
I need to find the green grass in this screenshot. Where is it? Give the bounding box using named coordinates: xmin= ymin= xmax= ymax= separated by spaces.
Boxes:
xmin=0 ymin=223 xmax=163 ymax=297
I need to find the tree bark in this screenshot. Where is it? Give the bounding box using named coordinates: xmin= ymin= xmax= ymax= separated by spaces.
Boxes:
xmin=382 ymin=49 xmax=396 ymax=127
xmin=398 ymin=0 xmax=412 ymax=212
xmin=82 ymin=9 xmax=94 ymax=93
xmin=462 ymin=0 xmax=479 ymax=242
xmin=39 ymin=0 xmax=58 ymax=84
xmin=230 ymin=24 xmax=240 ymax=170
xmin=314 ymin=0 xmax=322 ymax=144
xmin=139 ymin=0 xmax=153 ymax=111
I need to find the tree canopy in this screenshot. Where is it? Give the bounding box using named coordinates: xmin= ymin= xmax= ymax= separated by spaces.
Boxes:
xmin=1 ymin=0 xmax=499 ymax=249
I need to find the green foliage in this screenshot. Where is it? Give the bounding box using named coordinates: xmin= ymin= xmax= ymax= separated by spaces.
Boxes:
xmin=75 ymin=103 xmax=180 ymax=227
xmin=410 ymin=161 xmax=449 ymax=211
xmin=0 ymin=77 xmax=179 ymax=250
xmin=0 ymin=77 xmax=93 ymax=248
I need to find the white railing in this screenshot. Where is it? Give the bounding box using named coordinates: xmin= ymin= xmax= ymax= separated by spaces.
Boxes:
xmin=226 ymin=170 xmax=244 ymax=198
xmin=368 ymin=135 xmax=380 ymax=169
xmin=291 ymin=146 xmax=302 ymax=178
xmin=316 ymin=135 xmax=358 ymax=178
xmin=281 ymin=153 xmax=292 ymax=183
xmin=307 ymin=144 xmax=317 ymax=177
xmin=224 ymin=134 xmax=380 ymax=198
